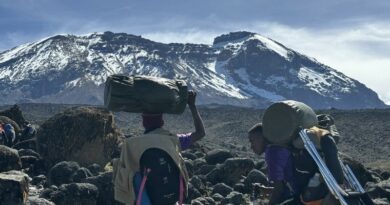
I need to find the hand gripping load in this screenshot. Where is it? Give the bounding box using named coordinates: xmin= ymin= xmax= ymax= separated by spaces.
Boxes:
xmin=299 ymin=129 xmax=374 ymax=205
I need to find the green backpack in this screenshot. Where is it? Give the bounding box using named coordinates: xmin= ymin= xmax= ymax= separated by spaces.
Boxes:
xmin=104 ymin=75 xmax=188 ymax=114
xmin=262 ymin=100 xmax=318 ymax=146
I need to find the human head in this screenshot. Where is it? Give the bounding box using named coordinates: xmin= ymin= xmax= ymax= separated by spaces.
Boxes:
xmin=248 ymin=123 xmax=267 ymax=155
xmin=142 ymin=113 xmax=164 ymax=131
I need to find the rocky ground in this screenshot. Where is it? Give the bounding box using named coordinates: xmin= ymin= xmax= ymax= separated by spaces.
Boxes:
xmin=0 ymin=103 xmax=389 ymax=205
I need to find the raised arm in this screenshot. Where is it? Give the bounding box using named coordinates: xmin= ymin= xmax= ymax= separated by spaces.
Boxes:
xmin=188 ymin=91 xmax=205 ymax=144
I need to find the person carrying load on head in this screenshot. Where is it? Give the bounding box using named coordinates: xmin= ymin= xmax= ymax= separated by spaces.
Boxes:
xmin=132 ymin=91 xmax=205 ymax=205
xmin=106 ymin=75 xmax=205 ymax=205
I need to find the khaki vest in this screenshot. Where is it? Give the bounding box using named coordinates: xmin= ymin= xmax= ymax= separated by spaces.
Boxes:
xmin=113 ymin=128 xmax=189 ymax=204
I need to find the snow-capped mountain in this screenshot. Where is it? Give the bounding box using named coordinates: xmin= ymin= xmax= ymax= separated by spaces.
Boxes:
xmin=0 ymin=31 xmax=386 ymax=108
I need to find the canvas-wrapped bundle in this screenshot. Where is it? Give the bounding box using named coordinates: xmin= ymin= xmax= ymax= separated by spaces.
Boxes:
xmin=262 ymin=100 xmax=318 ymax=145
xmin=104 ymin=75 xmax=188 ymax=114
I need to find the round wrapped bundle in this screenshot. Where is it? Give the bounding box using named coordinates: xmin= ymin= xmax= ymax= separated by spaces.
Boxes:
xmin=104 ymin=75 xmax=188 ymax=114
xmin=262 ymin=100 xmax=318 ymax=145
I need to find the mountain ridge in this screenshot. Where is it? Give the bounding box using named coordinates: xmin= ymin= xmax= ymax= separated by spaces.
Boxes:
xmin=0 ymin=31 xmax=385 ymax=109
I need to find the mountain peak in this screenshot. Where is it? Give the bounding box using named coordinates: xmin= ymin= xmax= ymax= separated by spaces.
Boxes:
xmin=213 ymin=31 xmax=256 ymax=45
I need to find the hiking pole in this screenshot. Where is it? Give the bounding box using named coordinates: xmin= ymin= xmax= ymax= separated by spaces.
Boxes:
xmin=340 ymin=160 xmax=362 ymax=192
xmin=345 ymin=165 xmax=365 ymax=193
xmin=299 ymin=129 xmax=349 ymax=205
xmin=344 ymin=165 xmax=375 ymax=205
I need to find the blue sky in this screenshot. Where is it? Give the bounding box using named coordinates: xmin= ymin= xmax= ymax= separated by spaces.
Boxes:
xmin=1 ymin=0 xmax=389 ymax=104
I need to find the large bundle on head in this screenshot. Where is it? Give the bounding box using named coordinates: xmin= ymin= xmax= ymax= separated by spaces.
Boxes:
xmin=36 ymin=107 xmax=122 ymax=168
xmin=104 ymin=75 xmax=188 ymax=114
xmin=262 ymin=100 xmax=318 ymax=145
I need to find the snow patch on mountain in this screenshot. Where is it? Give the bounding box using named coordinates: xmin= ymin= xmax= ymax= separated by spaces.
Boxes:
xmin=234 ymin=68 xmax=285 ymax=101
xmin=298 ymin=67 xmax=333 ymax=96
xmin=251 ymin=34 xmax=290 ymax=59
xmin=213 ymin=33 xmax=291 ymax=60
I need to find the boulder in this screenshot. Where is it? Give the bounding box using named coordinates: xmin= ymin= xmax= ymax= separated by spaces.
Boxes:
xmin=18 ymin=149 xmax=41 ymax=158
xmin=191 ymin=197 xmax=215 ymax=205
xmin=195 ymin=164 xmax=216 ymax=176
xmin=0 ymin=171 xmax=29 ymax=205
xmin=205 ymin=149 xmax=234 ymax=165
xmin=244 ymin=169 xmax=268 ymax=192
xmin=182 ymin=151 xmax=198 ymax=160
xmin=221 ymin=191 xmax=245 ymax=205
xmin=36 ymin=107 xmax=122 ymax=168
xmin=190 ymin=176 xmax=206 ymax=194
xmin=73 ymin=167 xmax=93 ymax=182
xmin=186 ymin=183 xmax=202 ymax=203
xmin=48 ymin=161 xmax=80 ymax=186
xmin=211 ymin=183 xmax=233 ymax=197
xmin=82 ymin=172 xmax=115 ymax=205
xmin=45 ymin=183 xmax=99 ymax=205
xmin=87 ymin=163 xmax=102 ymax=176
xmin=27 ymin=197 xmax=55 ymax=205
xmin=211 ymin=193 xmax=224 ymax=202
xmin=206 ymin=158 xmax=255 ymax=185
xmin=233 ymin=183 xmax=245 ymax=193
xmin=13 ymin=139 xmax=37 ymax=151
xmin=373 ymin=198 xmax=390 ymax=205
xmin=31 ymin=175 xmax=47 ymax=186
xmin=366 ymin=179 xmax=390 ymax=199
xmin=0 ymin=145 xmax=22 ymax=172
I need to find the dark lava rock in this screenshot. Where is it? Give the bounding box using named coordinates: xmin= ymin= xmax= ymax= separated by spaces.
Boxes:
xmin=87 ymin=163 xmax=102 ymax=176
xmin=82 ymin=172 xmax=115 ymax=205
xmin=221 ymin=191 xmax=245 ymax=205
xmin=18 ymin=149 xmax=41 ymax=158
xmin=182 ymin=151 xmax=198 ymax=160
xmin=190 ymin=176 xmax=206 ymax=194
xmin=0 ymin=171 xmax=29 ymax=205
xmin=27 ymin=197 xmax=55 ymax=205
xmin=244 ymin=169 xmax=268 ymax=192
xmin=73 ymin=167 xmax=93 ymax=182
xmin=186 ymin=183 xmax=202 ymax=203
xmin=195 ymin=164 xmax=216 ymax=175
xmin=366 ymin=179 xmax=390 ymax=199
xmin=0 ymin=145 xmax=22 ymax=172
xmin=211 ymin=183 xmax=233 ymax=197
xmin=206 ymin=158 xmax=255 ymax=185
xmin=205 ymin=149 xmax=234 ymax=165
xmin=31 ymin=175 xmax=47 ymax=186
xmin=233 ymin=183 xmax=245 ymax=193
xmin=47 ymin=183 xmax=99 ymax=205
xmin=13 ymin=139 xmax=37 ymax=151
xmin=211 ymin=193 xmax=224 ymax=202
xmin=48 ymin=161 xmax=80 ymax=186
